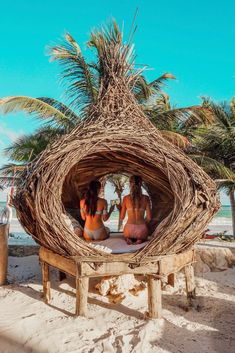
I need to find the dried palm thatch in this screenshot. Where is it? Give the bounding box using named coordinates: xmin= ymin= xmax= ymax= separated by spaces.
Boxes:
xmin=12 ymin=22 xmax=219 ymax=263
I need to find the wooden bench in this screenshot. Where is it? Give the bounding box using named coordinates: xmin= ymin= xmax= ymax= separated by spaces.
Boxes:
xmin=39 ymin=247 xmax=196 ymax=318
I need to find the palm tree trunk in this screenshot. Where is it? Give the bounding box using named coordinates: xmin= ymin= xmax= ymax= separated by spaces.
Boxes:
xmin=229 ymin=188 xmax=235 ymax=237
xmin=116 ymin=190 xmax=123 ymax=231
xmin=99 ymin=176 xmax=107 ymax=198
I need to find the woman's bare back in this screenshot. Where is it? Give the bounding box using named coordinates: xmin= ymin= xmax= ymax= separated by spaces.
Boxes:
xmin=121 ymin=194 xmax=151 ymax=225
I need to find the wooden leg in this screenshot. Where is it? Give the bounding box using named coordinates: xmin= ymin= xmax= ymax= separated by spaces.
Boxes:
xmin=42 ymin=262 xmax=51 ymax=303
xmin=147 ymin=275 xmax=162 ymax=319
xmin=184 ymin=264 xmax=197 ymax=308
xmin=76 ymin=277 xmax=89 ymax=317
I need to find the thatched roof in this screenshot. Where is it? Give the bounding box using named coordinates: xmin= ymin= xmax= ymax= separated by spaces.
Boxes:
xmin=13 ymin=23 xmax=219 ymax=263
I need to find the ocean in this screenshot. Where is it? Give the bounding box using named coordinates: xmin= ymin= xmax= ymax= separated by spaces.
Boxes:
xmin=0 ymin=201 xmax=233 ymax=245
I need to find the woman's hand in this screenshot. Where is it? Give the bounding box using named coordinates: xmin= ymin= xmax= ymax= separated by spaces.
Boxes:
xmin=116 ymin=203 xmax=121 ymax=211
xmin=109 ymin=204 xmax=115 ymax=213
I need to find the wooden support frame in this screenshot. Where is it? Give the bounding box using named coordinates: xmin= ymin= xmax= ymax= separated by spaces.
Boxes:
xmin=41 ymin=261 xmax=51 ymax=303
xmin=184 ymin=264 xmax=197 ymax=308
xmin=147 ymin=275 xmax=162 ymax=318
xmin=76 ymin=276 xmax=89 ymax=316
xmin=39 ymin=247 xmax=196 ymax=318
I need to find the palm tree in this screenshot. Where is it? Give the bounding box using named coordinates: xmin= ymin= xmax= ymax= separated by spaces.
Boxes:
xmin=143 ymin=92 xmax=214 ymax=148
xmin=106 ymin=174 xmax=129 ymax=230
xmin=190 ymin=98 xmax=235 ymax=236
xmin=0 ymin=21 xmax=176 ymax=184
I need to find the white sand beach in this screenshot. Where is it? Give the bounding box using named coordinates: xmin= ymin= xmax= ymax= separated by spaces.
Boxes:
xmin=0 ymin=247 xmax=234 ymax=353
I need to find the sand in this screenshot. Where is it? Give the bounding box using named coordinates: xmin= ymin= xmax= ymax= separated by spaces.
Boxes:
xmin=0 ymin=252 xmax=234 ymax=353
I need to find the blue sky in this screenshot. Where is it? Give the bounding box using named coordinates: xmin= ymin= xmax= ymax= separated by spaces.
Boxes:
xmin=0 ymin=0 xmax=234 ymax=204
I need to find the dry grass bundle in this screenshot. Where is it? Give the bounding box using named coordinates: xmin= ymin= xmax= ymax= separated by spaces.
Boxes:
xmin=13 ymin=23 xmax=219 ymax=264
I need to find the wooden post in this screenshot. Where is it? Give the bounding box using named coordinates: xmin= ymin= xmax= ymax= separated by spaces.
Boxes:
xmin=147 ymin=275 xmax=162 ymax=319
xmin=0 ymin=224 xmax=9 ymax=285
xmin=184 ymin=264 xmax=196 ymax=307
xmin=76 ymin=276 xmax=89 ymax=317
xmin=42 ymin=262 xmax=51 ymax=303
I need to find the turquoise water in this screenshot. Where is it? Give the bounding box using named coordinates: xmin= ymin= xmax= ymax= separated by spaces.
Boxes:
xmin=0 ymin=202 xmax=232 ymax=219
xmin=216 ymin=205 xmax=232 ymax=218
xmin=0 ymin=202 xmax=232 ymax=245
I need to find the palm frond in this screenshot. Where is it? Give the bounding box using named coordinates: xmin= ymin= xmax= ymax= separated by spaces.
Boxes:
xmin=49 ymin=33 xmax=98 ymax=114
xmin=201 ymin=98 xmax=232 ymax=128
xmin=190 ymin=154 xmax=235 ymax=180
xmin=38 ymin=97 xmax=80 ymax=126
xmin=0 ymin=96 xmax=72 ymax=128
xmin=132 ymin=76 xmax=153 ymax=102
xmin=3 ymin=126 xmax=63 ymax=163
xmin=192 ymin=124 xmax=235 ymax=165
xmin=160 ymin=130 xmax=189 ymax=149
xmin=215 ymin=179 xmax=235 ymax=192
xmin=147 ymin=105 xmax=213 ymax=132
xmin=230 ymin=97 xmax=235 ymax=124
xmin=133 ymin=74 xmax=175 ymax=103
xmin=148 ymin=73 xmax=176 ymax=92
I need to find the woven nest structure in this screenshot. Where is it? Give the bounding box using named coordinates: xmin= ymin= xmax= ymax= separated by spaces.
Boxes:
xmin=14 ymin=27 xmax=219 ymax=263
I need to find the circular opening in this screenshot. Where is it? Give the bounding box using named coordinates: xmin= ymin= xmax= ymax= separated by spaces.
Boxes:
xmin=61 ymin=152 xmax=174 ymax=235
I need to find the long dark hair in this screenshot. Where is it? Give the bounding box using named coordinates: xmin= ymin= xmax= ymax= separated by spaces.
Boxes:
xmin=130 ymin=175 xmax=142 ymax=208
xmin=84 ymin=180 xmax=101 ymax=216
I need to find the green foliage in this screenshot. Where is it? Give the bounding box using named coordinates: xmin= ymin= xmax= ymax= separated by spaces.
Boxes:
xmin=192 ymin=98 xmax=235 ymax=172
xmin=49 ymin=33 xmax=99 ymax=115
xmin=0 ymin=96 xmax=75 ymax=129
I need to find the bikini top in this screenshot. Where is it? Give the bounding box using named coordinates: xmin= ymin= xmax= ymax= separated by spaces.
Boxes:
xmin=80 ymin=207 xmax=107 ymax=215
xmin=126 ymin=207 xmax=145 ymax=212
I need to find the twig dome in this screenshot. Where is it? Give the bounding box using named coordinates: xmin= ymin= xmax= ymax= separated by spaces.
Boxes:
xmin=13 ymin=24 xmax=219 ymax=263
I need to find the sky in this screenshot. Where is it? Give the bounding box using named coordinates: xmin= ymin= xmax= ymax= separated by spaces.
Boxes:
xmin=0 ymin=0 xmax=235 ymax=204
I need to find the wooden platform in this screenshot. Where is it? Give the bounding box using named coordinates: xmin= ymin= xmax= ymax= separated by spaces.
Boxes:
xmin=39 ymin=247 xmax=196 ymax=318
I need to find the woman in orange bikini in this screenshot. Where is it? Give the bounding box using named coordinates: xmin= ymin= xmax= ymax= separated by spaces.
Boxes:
xmin=80 ymin=180 xmax=115 ymax=241
xmin=119 ymin=175 xmax=151 ymax=244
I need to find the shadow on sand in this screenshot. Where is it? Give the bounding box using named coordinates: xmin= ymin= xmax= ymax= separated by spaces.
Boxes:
xmin=5 ymin=255 xmax=235 ymax=353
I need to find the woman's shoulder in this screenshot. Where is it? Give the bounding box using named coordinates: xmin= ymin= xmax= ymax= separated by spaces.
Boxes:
xmin=98 ymin=197 xmax=107 ymax=205
xmin=123 ymin=195 xmax=130 ymax=203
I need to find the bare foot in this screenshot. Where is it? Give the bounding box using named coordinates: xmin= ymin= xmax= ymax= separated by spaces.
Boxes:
xmin=126 ymin=238 xmax=133 ymax=245
xmin=136 ymin=239 xmax=143 ymax=244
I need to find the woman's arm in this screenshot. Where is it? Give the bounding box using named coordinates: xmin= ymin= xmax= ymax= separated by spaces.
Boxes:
xmin=120 ymin=196 xmax=127 ymax=221
xmin=102 ymin=200 xmax=115 ymax=222
xmin=80 ymin=199 xmax=86 ymax=221
xmin=145 ymin=196 xmax=152 ymax=223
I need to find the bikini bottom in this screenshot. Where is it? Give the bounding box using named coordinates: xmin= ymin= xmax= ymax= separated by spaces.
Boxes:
xmin=124 ymin=223 xmax=148 ymax=240
xmin=84 ymin=226 xmax=110 ymax=240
